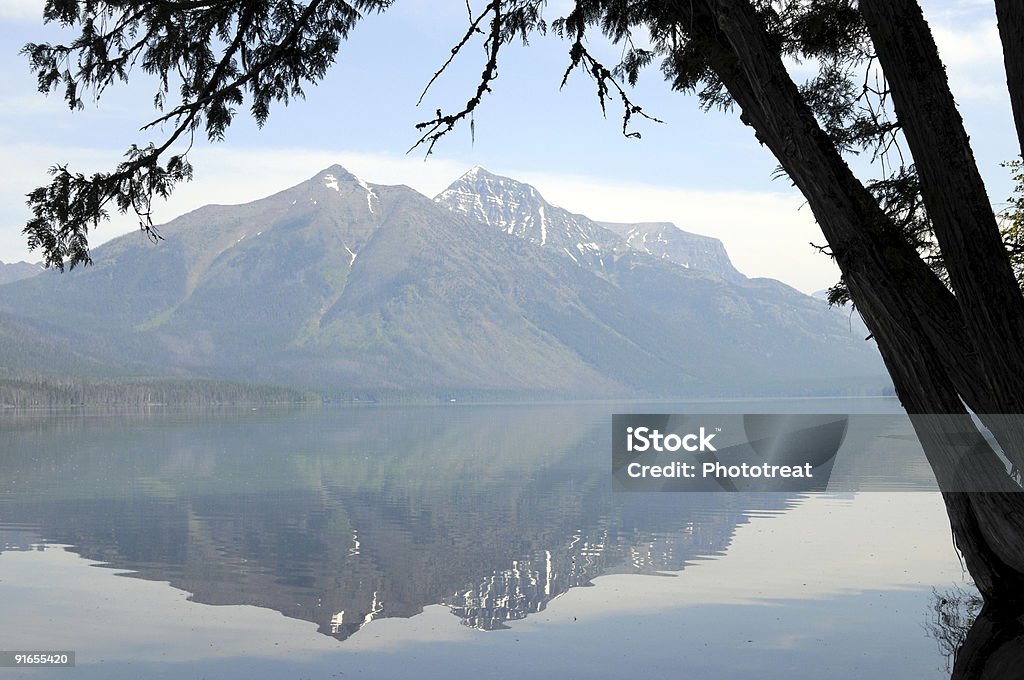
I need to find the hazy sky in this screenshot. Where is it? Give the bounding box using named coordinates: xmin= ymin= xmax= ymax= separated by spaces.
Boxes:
xmin=0 ymin=0 xmax=1016 ymax=293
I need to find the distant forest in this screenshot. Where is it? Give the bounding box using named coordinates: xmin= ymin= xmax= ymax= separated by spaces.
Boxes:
xmin=0 ymin=377 xmax=318 ymax=408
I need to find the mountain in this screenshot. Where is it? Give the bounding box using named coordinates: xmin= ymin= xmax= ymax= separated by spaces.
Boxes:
xmin=0 ymin=259 xmax=42 ymax=285
xmin=435 ymin=166 xmax=623 ymax=270
xmin=436 ymin=166 xmax=743 ymax=281
xmin=598 ymin=220 xmax=744 ymax=282
xmin=0 ymin=164 xmax=887 ymax=398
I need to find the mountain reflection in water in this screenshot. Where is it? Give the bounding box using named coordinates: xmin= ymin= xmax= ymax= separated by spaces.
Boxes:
xmin=1 ymin=404 xmax=811 ymax=639
xmin=0 ymin=400 xmax=975 ymax=680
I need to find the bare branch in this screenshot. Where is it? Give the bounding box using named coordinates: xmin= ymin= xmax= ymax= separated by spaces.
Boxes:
xmin=561 ymin=39 xmax=664 ymax=139
xmin=410 ymin=1 xmax=503 ymax=156
xmin=416 ymin=2 xmax=493 ymax=106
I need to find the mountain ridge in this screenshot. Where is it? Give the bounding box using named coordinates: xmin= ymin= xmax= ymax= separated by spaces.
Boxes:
xmin=0 ymin=259 xmax=43 ymax=285
xmin=0 ymin=164 xmax=888 ymax=398
xmin=435 ymin=167 xmax=745 ymax=282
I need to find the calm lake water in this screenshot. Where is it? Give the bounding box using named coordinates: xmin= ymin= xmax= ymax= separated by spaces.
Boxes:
xmin=0 ymin=399 xmax=971 ymax=678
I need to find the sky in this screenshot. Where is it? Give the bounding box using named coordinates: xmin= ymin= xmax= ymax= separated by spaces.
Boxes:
xmin=0 ymin=0 xmax=1017 ymax=293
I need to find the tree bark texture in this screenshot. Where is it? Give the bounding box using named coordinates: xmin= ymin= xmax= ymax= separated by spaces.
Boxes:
xmin=860 ymin=0 xmax=1024 ymax=412
xmin=995 ymin=0 xmax=1024 ymax=160
xmin=680 ymin=0 xmax=1024 ymax=606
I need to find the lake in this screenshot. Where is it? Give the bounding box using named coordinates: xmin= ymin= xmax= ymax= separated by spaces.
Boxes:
xmin=0 ymin=399 xmax=972 ymax=678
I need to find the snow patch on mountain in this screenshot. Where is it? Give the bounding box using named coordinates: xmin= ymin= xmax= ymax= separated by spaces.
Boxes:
xmin=321 ymin=168 xmax=377 ymax=214
xmin=355 ymin=176 xmax=378 ymax=214
xmin=538 ymin=204 xmax=548 ymax=246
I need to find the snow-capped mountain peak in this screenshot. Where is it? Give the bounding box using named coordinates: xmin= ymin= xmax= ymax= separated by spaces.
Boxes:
xmin=316 ymin=165 xmax=378 ymax=214
xmin=435 ymin=168 xmax=744 ymax=281
xmin=435 ymin=168 xmax=619 ymax=267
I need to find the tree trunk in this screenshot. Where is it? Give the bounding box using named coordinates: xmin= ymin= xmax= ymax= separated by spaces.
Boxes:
xmin=995 ymin=0 xmax=1024 ymax=160
xmin=859 ymin=0 xmax=1024 ymax=412
xmin=685 ymin=0 xmax=1024 ymax=607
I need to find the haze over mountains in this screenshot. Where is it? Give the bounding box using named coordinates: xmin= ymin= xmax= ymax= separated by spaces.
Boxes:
xmin=0 ymin=260 xmax=42 ymax=286
xmin=0 ymin=165 xmax=885 ymax=399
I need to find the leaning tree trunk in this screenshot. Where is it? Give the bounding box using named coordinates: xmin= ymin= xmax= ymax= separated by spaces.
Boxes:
xmin=677 ymin=0 xmax=1024 ymax=607
xmin=857 ymin=0 xmax=1024 ymax=607
xmin=995 ymin=0 xmax=1024 ymax=160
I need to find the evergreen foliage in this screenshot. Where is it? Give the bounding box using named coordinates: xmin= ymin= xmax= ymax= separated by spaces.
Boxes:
xmin=23 ymin=0 xmax=391 ymax=269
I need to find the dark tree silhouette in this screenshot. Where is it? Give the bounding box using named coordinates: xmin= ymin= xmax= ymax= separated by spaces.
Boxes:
xmin=20 ymin=0 xmax=1024 ymax=607
xmin=928 ymin=586 xmax=1024 ymax=680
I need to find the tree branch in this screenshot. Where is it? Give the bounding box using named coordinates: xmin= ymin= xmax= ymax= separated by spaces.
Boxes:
xmin=415 ymin=1 xmax=493 ymax=107
xmin=23 ymin=0 xmax=391 ymax=269
xmin=409 ymin=1 xmax=503 ymax=156
xmin=141 ymin=0 xmax=325 ymax=132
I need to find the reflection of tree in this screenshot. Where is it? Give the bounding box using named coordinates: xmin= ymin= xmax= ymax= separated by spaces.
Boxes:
xmin=926 ymin=585 xmax=982 ymax=671
xmin=927 ymin=585 xmax=1024 ymax=680
xmin=950 ymin=611 xmax=1024 ymax=680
